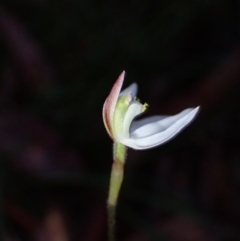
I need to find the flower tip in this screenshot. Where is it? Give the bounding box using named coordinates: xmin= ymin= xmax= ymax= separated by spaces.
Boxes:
xmin=114 ymin=71 xmax=126 ymax=89
xmin=186 ymin=106 xmax=200 ymax=124
xmin=119 ymin=70 xmax=125 ymax=79
xmin=193 ymin=105 xmax=201 ymax=116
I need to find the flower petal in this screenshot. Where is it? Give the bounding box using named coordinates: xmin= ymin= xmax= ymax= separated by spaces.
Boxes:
xmin=130 ymin=115 xmax=167 ymax=136
xmin=122 ymin=106 xmax=199 ymax=149
xmin=120 ymin=83 xmax=138 ymax=97
xmin=102 ymin=71 xmax=125 ymax=137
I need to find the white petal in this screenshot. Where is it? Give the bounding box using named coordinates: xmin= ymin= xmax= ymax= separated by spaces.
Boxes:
xmin=130 ymin=108 xmax=196 ymax=137
xmin=122 ymin=106 xmax=199 ymax=149
xmin=119 ymin=101 xmax=143 ymax=140
xmin=130 ymin=115 xmax=167 ymax=136
xmin=120 ymin=83 xmax=138 ymax=97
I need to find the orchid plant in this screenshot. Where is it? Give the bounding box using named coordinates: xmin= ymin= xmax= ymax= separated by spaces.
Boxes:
xmin=103 ymin=71 xmax=199 ymax=240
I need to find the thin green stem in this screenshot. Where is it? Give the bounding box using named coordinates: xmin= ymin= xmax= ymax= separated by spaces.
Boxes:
xmin=107 ymin=142 xmax=127 ymax=241
xmin=107 ymin=204 xmax=116 ymax=241
xmin=113 ymin=142 xmax=127 ymax=164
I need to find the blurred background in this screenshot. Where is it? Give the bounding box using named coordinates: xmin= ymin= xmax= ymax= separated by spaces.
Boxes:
xmin=0 ymin=0 xmax=240 ymax=240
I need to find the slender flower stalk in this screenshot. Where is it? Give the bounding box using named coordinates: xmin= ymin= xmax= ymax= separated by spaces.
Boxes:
xmin=103 ymin=71 xmax=199 ymax=240
xmin=107 ymin=142 xmax=126 ymax=241
xmin=108 ymin=143 xmax=126 ymax=206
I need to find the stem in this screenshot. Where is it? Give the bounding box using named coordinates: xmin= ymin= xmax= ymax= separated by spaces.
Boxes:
xmin=107 ymin=204 xmax=116 ymax=241
xmin=113 ymin=142 xmax=126 ymax=165
xmin=107 ymin=142 xmax=127 ymax=241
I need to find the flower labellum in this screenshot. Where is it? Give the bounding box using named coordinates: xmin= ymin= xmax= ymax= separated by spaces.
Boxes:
xmin=103 ymin=71 xmax=199 ymax=150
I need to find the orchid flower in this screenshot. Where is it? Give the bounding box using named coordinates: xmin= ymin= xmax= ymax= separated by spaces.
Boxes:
xmin=103 ymin=71 xmax=199 ymax=241
xmin=103 ymin=71 xmax=199 ymax=150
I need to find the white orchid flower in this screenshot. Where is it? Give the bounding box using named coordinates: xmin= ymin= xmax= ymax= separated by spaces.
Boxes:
xmin=103 ymin=71 xmax=199 ymax=150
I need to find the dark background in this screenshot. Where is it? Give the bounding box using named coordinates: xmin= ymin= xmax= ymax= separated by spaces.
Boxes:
xmin=0 ymin=0 xmax=240 ymax=240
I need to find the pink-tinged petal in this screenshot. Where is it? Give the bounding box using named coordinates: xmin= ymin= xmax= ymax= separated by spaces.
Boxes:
xmin=102 ymin=99 xmax=113 ymax=137
xmin=102 ymin=71 xmax=125 ymax=138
